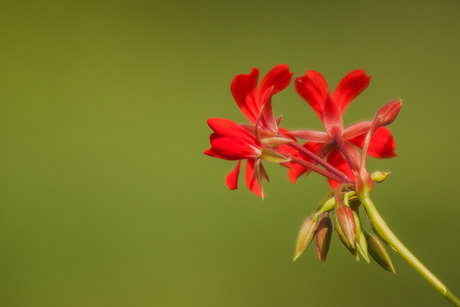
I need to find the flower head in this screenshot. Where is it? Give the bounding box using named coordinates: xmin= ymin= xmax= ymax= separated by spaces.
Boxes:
xmin=289 ymin=70 xmax=397 ymax=188
xmin=204 ymin=65 xmax=293 ymax=197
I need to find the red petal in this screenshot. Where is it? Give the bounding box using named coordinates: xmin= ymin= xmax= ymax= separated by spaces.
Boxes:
xmin=278 ymin=128 xmax=297 ymax=142
xmin=288 ymin=162 xmax=307 ymax=183
xmin=211 ymin=137 xmax=261 ymax=160
xmin=226 ymin=160 xmax=242 ymax=190
xmin=322 ymin=93 xmax=343 ymax=137
xmin=333 ymin=69 xmax=371 ymax=114
xmin=295 ymin=71 xmax=329 ymax=119
xmin=342 ymin=121 xmax=372 ymax=139
xmin=348 ymin=127 xmax=396 ymax=158
xmin=260 ymin=94 xmax=277 ymax=132
xmin=246 ymin=159 xmax=263 ymax=197
xmin=203 ymin=148 xmax=214 ymax=157
xmin=231 ymin=68 xmax=260 ymax=124
xmin=207 ymin=118 xmax=256 ymax=143
xmin=209 ymin=132 xmax=220 ymax=143
xmin=204 ymin=147 xmax=240 ymax=160
xmin=204 ymin=147 xmax=234 ymax=160
xmin=326 ymin=149 xmax=354 ymax=188
xmin=258 ymin=64 xmax=293 ymax=105
xmin=277 ymin=143 xmax=298 ymax=169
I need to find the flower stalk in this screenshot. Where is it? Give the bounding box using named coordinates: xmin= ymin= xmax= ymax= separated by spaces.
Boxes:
xmin=289 ymin=156 xmax=351 ymax=184
xmin=359 ymin=193 xmax=460 ymax=307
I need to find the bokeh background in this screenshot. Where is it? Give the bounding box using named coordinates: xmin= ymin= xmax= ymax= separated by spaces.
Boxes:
xmin=1 ymin=0 xmax=460 ymax=306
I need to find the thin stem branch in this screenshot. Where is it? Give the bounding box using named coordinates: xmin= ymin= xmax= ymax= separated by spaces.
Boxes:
xmin=359 ymin=122 xmax=378 ymax=172
xmin=290 ymin=156 xmax=353 ymax=185
xmin=359 ymin=193 xmax=460 ymax=307
xmin=286 ymin=141 xmax=352 ymax=183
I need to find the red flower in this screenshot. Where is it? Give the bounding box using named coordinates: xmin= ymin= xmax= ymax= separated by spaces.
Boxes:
xmin=204 ymin=118 xmax=290 ymax=197
xmin=204 ymin=65 xmax=294 ymax=197
xmin=290 ymin=70 xmax=397 ymax=188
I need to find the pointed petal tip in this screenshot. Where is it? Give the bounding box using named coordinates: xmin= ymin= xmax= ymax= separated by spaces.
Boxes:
xmin=295 ymin=71 xmax=329 ymax=119
xmin=334 ymin=69 xmax=371 ymax=114
xmin=288 ymin=168 xmax=300 ymax=184
xmin=226 ymin=161 xmax=242 ymax=190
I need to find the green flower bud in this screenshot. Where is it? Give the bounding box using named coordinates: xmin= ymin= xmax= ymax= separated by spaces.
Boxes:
xmin=371 ymin=171 xmax=391 ymax=183
xmin=335 ymin=191 xmax=356 ymax=249
xmin=294 ymin=215 xmax=319 ymax=261
xmin=366 ymin=233 xmax=396 ymax=274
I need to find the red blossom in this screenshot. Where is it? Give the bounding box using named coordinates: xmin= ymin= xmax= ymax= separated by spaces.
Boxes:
xmin=204 ymin=65 xmax=293 ymax=197
xmin=291 ymin=70 xmax=397 ymax=188
xmin=204 ymin=118 xmax=265 ymax=196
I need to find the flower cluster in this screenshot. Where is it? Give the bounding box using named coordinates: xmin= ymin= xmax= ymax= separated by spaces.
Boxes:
xmin=204 ymin=65 xmax=401 ymax=269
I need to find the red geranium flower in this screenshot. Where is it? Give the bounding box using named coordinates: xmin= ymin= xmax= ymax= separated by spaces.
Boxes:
xmin=204 ymin=65 xmax=293 ymax=197
xmin=204 ymin=118 xmax=290 ymax=197
xmin=290 ymin=69 xmax=397 ymax=188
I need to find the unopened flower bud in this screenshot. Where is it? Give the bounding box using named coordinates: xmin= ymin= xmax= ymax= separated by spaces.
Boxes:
xmin=294 ymin=215 xmax=319 ymax=261
xmin=366 ymin=233 xmax=396 ymax=274
xmin=374 ymin=99 xmax=402 ymax=127
xmin=316 ymin=212 xmax=333 ymax=266
xmin=335 ymin=191 xmax=356 ymax=248
xmin=371 ymin=171 xmax=391 ymax=183
xmin=335 ymin=215 xmax=359 ymax=261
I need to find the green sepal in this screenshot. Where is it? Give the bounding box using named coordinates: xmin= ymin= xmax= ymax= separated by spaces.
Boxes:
xmin=353 ymin=211 xmax=370 ymax=263
xmin=261 ymin=148 xmax=291 ymax=163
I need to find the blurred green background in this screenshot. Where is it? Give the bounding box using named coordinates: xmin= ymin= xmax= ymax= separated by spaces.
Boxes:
xmin=1 ymin=0 xmax=459 ymax=306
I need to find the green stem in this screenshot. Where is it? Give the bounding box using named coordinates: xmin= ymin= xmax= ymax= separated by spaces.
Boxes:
xmin=359 ymin=193 xmax=460 ymax=307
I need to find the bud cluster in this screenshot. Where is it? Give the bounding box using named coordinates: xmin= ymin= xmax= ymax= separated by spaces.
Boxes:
xmin=294 ymin=185 xmax=395 ymax=273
